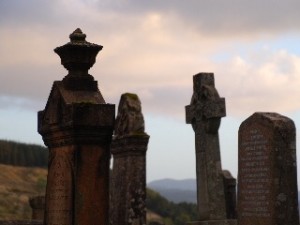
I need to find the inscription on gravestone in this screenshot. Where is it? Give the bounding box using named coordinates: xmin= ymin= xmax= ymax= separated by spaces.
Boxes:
xmin=239 ymin=128 xmax=271 ymax=219
xmin=238 ymin=112 xmax=299 ymax=225
xmin=45 ymin=148 xmax=74 ymax=225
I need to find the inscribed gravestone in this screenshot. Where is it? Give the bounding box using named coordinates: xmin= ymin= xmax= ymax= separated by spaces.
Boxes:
xmin=110 ymin=93 xmax=149 ymax=225
xmin=238 ymin=112 xmax=299 ymax=225
xmin=186 ymin=73 xmax=236 ymax=225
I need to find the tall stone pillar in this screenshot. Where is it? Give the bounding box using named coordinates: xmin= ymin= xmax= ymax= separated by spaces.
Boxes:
xmin=185 ymin=73 xmax=236 ymax=225
xmin=110 ymin=93 xmax=149 ymax=225
xmin=38 ymin=29 xmax=115 ymax=225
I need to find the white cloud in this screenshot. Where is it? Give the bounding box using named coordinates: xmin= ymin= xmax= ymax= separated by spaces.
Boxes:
xmin=1 ymin=0 xmax=300 ymax=121
xmin=216 ymin=49 xmax=300 ymax=117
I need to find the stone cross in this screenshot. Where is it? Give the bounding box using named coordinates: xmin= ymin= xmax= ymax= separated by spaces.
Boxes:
xmin=110 ymin=93 xmax=149 ymax=225
xmin=38 ymin=29 xmax=115 ymax=225
xmin=238 ymin=112 xmax=299 ymax=225
xmin=186 ymin=73 xmax=226 ymax=221
xmin=186 ymin=73 xmax=236 ymax=225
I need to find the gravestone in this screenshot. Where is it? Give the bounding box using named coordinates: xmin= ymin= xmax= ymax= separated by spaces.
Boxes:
xmin=29 ymin=196 xmax=45 ymax=220
xmin=185 ymin=73 xmax=236 ymax=225
xmin=38 ymin=29 xmax=115 ymax=225
xmin=238 ymin=112 xmax=299 ymax=225
xmin=222 ymin=170 xmax=237 ymax=219
xmin=110 ymin=93 xmax=149 ymax=225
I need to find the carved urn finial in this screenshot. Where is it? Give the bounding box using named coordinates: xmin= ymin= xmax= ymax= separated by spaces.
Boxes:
xmin=54 ymin=28 xmax=103 ymax=76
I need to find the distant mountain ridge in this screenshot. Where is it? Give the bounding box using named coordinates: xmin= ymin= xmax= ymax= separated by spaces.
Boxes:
xmin=148 ymin=178 xmax=196 ymax=191
xmin=148 ymin=178 xmax=197 ymax=203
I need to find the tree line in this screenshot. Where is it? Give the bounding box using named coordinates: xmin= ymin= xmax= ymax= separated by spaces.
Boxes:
xmin=0 ymin=140 xmax=48 ymax=168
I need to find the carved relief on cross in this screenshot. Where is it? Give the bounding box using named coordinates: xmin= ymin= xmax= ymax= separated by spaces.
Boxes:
xmin=185 ymin=73 xmax=226 ymax=134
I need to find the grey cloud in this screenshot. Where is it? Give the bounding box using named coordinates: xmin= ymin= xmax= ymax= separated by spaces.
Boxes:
xmin=2 ymin=0 xmax=300 ymax=37
xmin=0 ymin=64 xmax=61 ymax=103
xmin=0 ymin=0 xmax=62 ymax=26
xmin=97 ymin=0 xmax=300 ymax=36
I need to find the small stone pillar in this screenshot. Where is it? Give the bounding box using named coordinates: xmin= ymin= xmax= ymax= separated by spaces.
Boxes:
xmin=29 ymin=196 xmax=45 ymax=220
xmin=110 ymin=93 xmax=150 ymax=225
xmin=38 ymin=29 xmax=115 ymax=225
xmin=185 ymin=73 xmax=236 ymax=225
xmin=222 ymin=170 xmax=237 ymax=219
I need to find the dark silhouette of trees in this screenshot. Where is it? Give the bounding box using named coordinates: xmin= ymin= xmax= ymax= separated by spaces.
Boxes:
xmin=0 ymin=140 xmax=48 ymax=168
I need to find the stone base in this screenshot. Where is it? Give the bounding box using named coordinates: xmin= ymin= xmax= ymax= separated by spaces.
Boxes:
xmin=187 ymin=219 xmax=237 ymax=225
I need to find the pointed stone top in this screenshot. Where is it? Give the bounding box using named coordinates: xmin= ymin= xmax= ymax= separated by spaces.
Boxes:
xmin=114 ymin=93 xmax=146 ymax=137
xmin=69 ymin=28 xmax=86 ymax=42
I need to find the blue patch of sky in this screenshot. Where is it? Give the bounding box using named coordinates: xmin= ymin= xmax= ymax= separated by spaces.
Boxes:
xmin=146 ymin=113 xmax=241 ymax=182
xmin=145 ymin=114 xmax=196 ymax=182
xmin=211 ymin=34 xmax=300 ymax=63
xmin=0 ymin=107 xmax=44 ymax=145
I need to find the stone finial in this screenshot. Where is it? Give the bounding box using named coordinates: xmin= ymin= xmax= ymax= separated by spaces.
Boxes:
xmin=54 ymin=28 xmax=103 ymax=75
xmin=114 ymin=93 xmax=145 ymax=137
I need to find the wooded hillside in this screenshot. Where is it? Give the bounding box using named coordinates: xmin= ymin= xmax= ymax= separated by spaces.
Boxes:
xmin=0 ymin=164 xmax=47 ymax=219
xmin=0 ymin=140 xmax=197 ymax=224
xmin=0 ymin=140 xmax=48 ymax=168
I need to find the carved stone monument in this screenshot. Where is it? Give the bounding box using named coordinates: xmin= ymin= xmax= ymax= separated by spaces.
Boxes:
xmin=238 ymin=112 xmax=299 ymax=225
xmin=38 ymin=29 xmax=115 ymax=225
xmin=185 ymin=73 xmax=236 ymax=225
xmin=110 ymin=93 xmax=150 ymax=225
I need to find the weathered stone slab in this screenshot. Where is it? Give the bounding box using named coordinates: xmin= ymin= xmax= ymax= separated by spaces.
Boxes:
xmin=110 ymin=93 xmax=149 ymax=225
xmin=238 ymin=112 xmax=299 ymax=225
xmin=185 ymin=73 xmax=227 ymax=222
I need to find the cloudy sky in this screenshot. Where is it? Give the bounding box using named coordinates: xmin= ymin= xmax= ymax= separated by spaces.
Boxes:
xmin=1 ymin=0 xmax=300 ymax=183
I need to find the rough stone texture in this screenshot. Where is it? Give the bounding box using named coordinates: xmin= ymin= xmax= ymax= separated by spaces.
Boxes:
xmin=110 ymin=93 xmax=149 ymax=225
xmin=222 ymin=170 xmax=237 ymax=219
xmin=185 ymin=73 xmax=228 ymax=222
xmin=0 ymin=221 xmax=43 ymax=225
xmin=29 ymin=196 xmax=45 ymax=220
xmin=238 ymin=112 xmax=299 ymax=225
xmin=38 ymin=29 xmax=114 ymax=225
xmin=114 ymin=93 xmax=145 ymax=136
xmin=186 ymin=220 xmax=237 ymax=225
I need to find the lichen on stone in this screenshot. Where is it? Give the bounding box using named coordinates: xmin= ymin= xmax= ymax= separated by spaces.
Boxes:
xmin=114 ymin=93 xmax=145 ymax=136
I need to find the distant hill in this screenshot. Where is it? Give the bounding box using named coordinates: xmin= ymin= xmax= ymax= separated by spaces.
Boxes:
xmin=0 ymin=140 xmax=48 ymax=168
xmin=146 ymin=188 xmax=197 ymax=225
xmin=148 ymin=179 xmax=196 ymax=191
xmin=0 ymin=140 xmax=197 ymax=224
xmin=0 ymin=163 xmax=196 ymax=224
xmin=148 ymin=179 xmax=197 ymax=204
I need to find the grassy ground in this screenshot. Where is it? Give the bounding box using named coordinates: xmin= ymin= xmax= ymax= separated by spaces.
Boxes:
xmin=0 ymin=164 xmax=165 ymax=224
xmin=0 ymin=164 xmax=47 ymax=219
